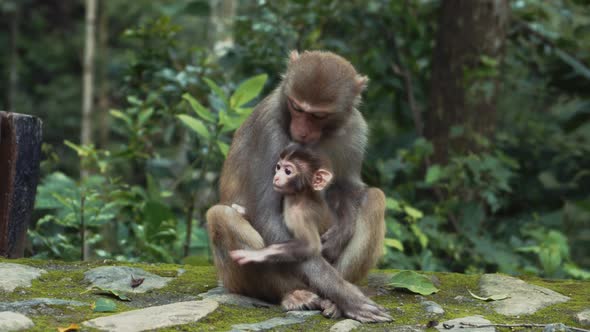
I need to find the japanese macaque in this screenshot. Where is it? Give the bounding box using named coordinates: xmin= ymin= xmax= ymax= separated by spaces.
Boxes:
xmin=230 ymin=144 xmax=333 ymax=265
xmin=206 ymin=50 xmax=389 ymax=322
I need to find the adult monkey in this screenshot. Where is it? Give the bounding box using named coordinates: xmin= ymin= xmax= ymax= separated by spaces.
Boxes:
xmin=206 ymin=50 xmax=389 ymax=322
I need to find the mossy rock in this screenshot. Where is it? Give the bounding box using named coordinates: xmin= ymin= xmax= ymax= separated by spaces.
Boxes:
xmin=0 ymin=258 xmax=588 ymax=331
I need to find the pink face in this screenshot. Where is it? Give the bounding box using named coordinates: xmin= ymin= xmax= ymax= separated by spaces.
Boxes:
xmin=273 ymin=160 xmax=297 ymax=192
xmin=287 ymin=97 xmax=331 ymax=145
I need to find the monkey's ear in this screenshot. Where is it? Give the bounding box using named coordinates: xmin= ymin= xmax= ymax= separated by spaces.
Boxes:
xmin=289 ymin=50 xmax=300 ymax=63
xmin=312 ymin=169 xmax=333 ymax=191
xmin=355 ymin=75 xmax=369 ymax=94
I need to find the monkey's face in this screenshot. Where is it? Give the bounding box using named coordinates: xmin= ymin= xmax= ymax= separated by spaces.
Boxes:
xmin=283 ymin=51 xmax=368 ymax=145
xmin=287 ymin=97 xmax=331 ymax=145
xmin=273 ymin=160 xmax=300 ymax=194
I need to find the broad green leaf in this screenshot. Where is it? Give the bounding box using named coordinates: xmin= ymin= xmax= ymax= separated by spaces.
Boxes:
xmin=385 ymin=197 xmax=402 ymax=212
xmin=403 ymin=205 xmax=423 ymax=220
xmin=203 ymin=78 xmax=228 ymax=102
xmin=480 ymin=55 xmax=499 ymax=67
xmin=182 ymin=93 xmax=215 ymax=123
xmin=138 ymin=108 xmax=154 ymax=127
xmin=177 ymin=114 xmax=211 ymax=140
xmin=92 ymin=298 xmax=117 ymax=312
xmin=110 ymin=109 xmax=133 ymax=128
xmin=64 ymin=140 xmax=87 ymax=156
xmin=217 ymin=141 xmax=230 ymax=157
xmin=384 ymin=238 xmax=404 ymax=251
xmin=234 ymin=107 xmax=254 ymax=116
xmin=468 ymin=289 xmax=509 ymax=301
xmin=230 ymin=74 xmax=268 ymax=108
xmin=410 ymin=224 xmax=428 ymax=248
xmin=81 ymin=286 xmax=131 ymax=301
xmin=425 ymin=165 xmax=442 ymax=184
xmin=388 ymin=271 xmax=439 ymax=295
xmin=219 ymin=112 xmax=248 ymax=133
xmin=127 ymin=95 xmax=142 ymax=106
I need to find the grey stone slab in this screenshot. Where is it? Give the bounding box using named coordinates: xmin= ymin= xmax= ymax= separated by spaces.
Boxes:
xmin=83 ymin=299 xmax=218 ymax=332
xmin=479 ymin=274 xmax=569 ymax=316
xmin=330 ymin=319 xmax=361 ymax=332
xmin=421 ymin=300 xmax=444 ymax=314
xmin=231 ymin=311 xmax=318 ymax=332
xmin=436 ymin=315 xmax=494 ymax=332
xmin=0 ymin=311 xmax=34 ymax=331
xmin=84 ymin=266 xmax=173 ymax=293
xmin=199 ymin=286 xmax=273 ymax=308
xmin=286 ymin=310 xmax=321 ymax=318
xmin=231 ymin=315 xmax=307 ymax=332
xmin=575 ymin=309 xmax=590 ymax=326
xmin=0 ymin=263 xmax=46 ymax=292
xmin=0 ymin=298 xmax=87 ymax=315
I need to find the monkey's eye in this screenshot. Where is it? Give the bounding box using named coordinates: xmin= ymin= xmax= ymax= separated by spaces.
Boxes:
xmin=285 ymin=168 xmax=292 ymax=175
xmin=312 ymin=113 xmax=329 ymax=119
xmin=289 ymin=99 xmax=304 ymax=113
xmin=276 ymin=164 xmax=281 ymax=171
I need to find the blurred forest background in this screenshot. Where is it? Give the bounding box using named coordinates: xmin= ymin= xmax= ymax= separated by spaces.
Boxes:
xmin=0 ymin=0 xmax=589 ymax=280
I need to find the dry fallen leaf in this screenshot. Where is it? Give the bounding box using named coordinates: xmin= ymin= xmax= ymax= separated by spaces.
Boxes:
xmin=131 ymin=274 xmax=145 ymax=288
xmin=57 ymin=323 xmax=80 ymax=332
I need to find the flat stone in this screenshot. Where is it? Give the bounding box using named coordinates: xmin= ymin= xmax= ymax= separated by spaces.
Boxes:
xmin=83 ymin=299 xmax=218 ymax=332
xmin=0 ymin=263 xmax=46 ymax=292
xmin=0 ymin=298 xmax=87 ymax=315
xmin=575 ymin=309 xmax=590 ymax=326
xmin=0 ymin=311 xmax=34 ymax=331
xmin=231 ymin=313 xmax=311 ymax=331
xmin=84 ymin=266 xmax=173 ymax=293
xmin=436 ymin=315 xmax=494 ymax=332
xmin=330 ymin=319 xmax=362 ymax=332
xmin=199 ymin=286 xmax=273 ymax=308
xmin=421 ymin=300 xmax=444 ymax=314
xmin=286 ymin=310 xmax=321 ymax=318
xmin=479 ymin=274 xmax=570 ymax=316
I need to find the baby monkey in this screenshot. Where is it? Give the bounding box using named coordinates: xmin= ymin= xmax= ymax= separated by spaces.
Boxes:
xmin=230 ymin=143 xmax=333 ymax=265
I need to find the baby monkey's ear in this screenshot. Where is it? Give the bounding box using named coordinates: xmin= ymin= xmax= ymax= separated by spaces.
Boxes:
xmin=312 ymin=169 xmax=333 ymax=191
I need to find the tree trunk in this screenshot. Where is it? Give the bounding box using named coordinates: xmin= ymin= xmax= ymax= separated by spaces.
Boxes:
xmin=208 ymin=0 xmax=237 ymax=57
xmin=425 ymin=0 xmax=510 ymax=163
xmin=81 ymin=0 xmax=96 ymax=158
xmin=81 ymin=0 xmax=97 ymax=260
xmin=97 ymin=0 xmax=110 ymax=149
xmin=8 ymin=5 xmax=19 ymax=112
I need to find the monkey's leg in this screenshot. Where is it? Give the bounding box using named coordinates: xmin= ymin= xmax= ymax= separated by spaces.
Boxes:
xmin=333 ymin=188 xmax=386 ymax=283
xmin=206 ymin=205 xmax=313 ymax=305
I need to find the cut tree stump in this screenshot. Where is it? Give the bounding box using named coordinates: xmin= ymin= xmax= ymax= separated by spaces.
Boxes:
xmin=0 ymin=111 xmax=43 ymax=258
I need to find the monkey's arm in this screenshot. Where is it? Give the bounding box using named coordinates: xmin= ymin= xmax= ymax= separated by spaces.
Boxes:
xmin=322 ymin=181 xmax=365 ymax=263
xmin=230 ymin=238 xmax=319 ymax=265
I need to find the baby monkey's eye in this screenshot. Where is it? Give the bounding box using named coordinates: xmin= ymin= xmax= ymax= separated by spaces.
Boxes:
xmin=285 ymin=169 xmax=292 ymax=175
xmin=276 ymin=164 xmax=281 ymax=171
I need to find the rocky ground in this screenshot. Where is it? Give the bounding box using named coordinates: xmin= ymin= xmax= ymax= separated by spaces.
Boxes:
xmin=0 ymin=259 xmax=588 ymax=331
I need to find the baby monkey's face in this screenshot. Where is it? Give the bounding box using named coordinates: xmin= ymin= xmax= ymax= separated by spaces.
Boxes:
xmin=273 ymin=160 xmax=299 ymax=194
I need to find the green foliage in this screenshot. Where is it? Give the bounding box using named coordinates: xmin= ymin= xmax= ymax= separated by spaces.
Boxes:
xmin=387 ymin=271 xmax=439 ymax=295
xmin=29 ymin=16 xmax=266 ymax=263
xmin=10 ymin=0 xmax=589 ymax=279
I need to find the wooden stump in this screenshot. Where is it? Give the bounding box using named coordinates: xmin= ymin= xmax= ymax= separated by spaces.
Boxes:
xmin=0 ymin=111 xmax=43 ymax=258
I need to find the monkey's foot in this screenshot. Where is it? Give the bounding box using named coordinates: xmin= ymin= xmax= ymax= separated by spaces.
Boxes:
xmin=320 ymin=299 xmax=342 ymax=319
xmin=281 ymin=290 xmax=322 ymax=311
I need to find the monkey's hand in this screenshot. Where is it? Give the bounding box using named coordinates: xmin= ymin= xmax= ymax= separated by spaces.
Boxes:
xmin=230 ymin=249 xmax=267 ymax=265
xmin=321 ymin=226 xmax=352 ymax=264
xmin=231 ymin=203 xmax=246 ymax=216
